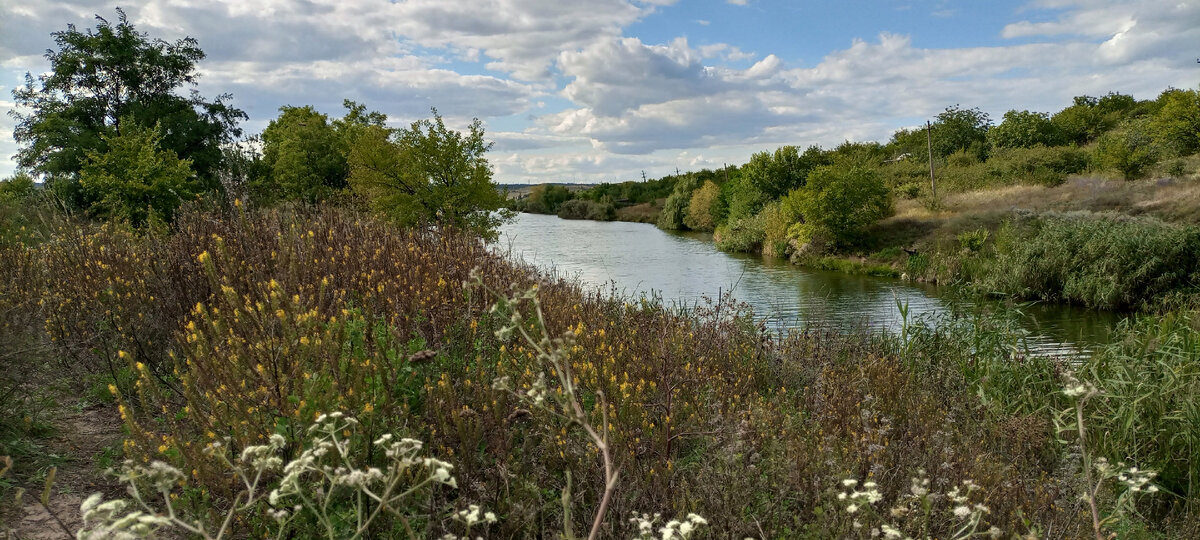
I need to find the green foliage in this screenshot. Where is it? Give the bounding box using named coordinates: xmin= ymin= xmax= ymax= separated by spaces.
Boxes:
xmin=1080 ymin=311 xmax=1200 ymax=500
xmin=259 ymin=106 xmax=349 ymax=204
xmin=0 ymin=173 xmax=37 ymax=203
xmin=683 ymin=180 xmax=720 ymax=231
xmin=349 ymin=110 xmax=510 ymax=241
xmin=741 ymin=145 xmax=827 ymax=200
xmin=988 ymin=110 xmax=1065 ymax=149
xmin=516 ymin=184 xmax=575 ymax=214
xmin=988 ymin=145 xmax=1090 ymax=187
xmin=11 ymin=8 xmax=243 ymax=193
xmin=1052 ymin=92 xmax=1147 ymax=145
xmin=556 ymin=199 xmax=615 ymax=221
xmin=890 ymin=106 xmax=991 ymax=162
xmin=656 ymin=175 xmax=701 ymax=230
xmin=957 ymin=228 xmax=989 ymax=252
xmin=1150 ymin=87 xmax=1200 ymax=157
xmin=790 ymin=164 xmax=892 ymax=247
xmin=713 ymin=211 xmax=766 ymax=252
xmin=978 ymin=213 xmax=1200 ymax=309
xmin=78 ymin=123 xmax=197 ymax=226
xmin=1095 ymin=119 xmax=1158 ymax=180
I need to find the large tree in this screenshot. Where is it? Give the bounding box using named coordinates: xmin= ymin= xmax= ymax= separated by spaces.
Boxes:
xmin=348 ymin=110 xmax=510 ymax=240
xmin=11 ymin=9 xmax=243 ymax=200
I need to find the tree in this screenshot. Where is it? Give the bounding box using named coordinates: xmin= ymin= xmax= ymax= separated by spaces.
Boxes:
xmin=78 ymin=122 xmax=197 ymax=226
xmin=790 ymin=164 xmax=891 ymax=247
xmin=0 ymin=173 xmax=37 ymax=203
xmin=11 ymin=9 xmax=243 ymax=195
xmin=656 ymin=175 xmax=701 ymax=230
xmin=931 ymin=105 xmax=991 ymax=160
xmin=348 ymin=110 xmax=510 ymax=240
xmin=741 ymin=145 xmax=825 ymax=200
xmin=683 ymin=180 xmax=720 ymax=231
xmin=259 ymin=106 xmax=348 ymax=204
xmin=988 ymin=110 xmax=1065 ymax=149
xmin=1151 ymin=87 xmax=1200 ymax=157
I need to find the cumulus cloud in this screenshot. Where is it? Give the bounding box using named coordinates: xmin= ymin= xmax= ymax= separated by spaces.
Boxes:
xmin=0 ymin=0 xmax=1195 ymax=182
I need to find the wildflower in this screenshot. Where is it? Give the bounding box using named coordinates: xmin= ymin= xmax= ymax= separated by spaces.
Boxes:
xmin=953 ymin=505 xmax=971 ymax=518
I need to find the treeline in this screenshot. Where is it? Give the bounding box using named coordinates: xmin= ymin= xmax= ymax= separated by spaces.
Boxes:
xmin=1 ymin=10 xmax=508 ymax=240
xmin=651 ymin=90 xmax=1198 ymax=248
xmin=507 ymin=174 xmax=681 ymax=220
xmin=555 ymin=87 xmax=1200 ymax=308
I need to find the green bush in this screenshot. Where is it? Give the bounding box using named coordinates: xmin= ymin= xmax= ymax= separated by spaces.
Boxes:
xmin=988 ymin=145 xmax=1090 ymax=187
xmin=791 ymin=164 xmax=891 ymax=247
xmin=1095 ymin=120 xmax=1159 ymax=180
xmin=978 ymin=212 xmax=1200 ymax=309
xmin=556 ymin=198 xmax=615 ymax=221
xmin=714 ymin=212 xmax=766 ymax=253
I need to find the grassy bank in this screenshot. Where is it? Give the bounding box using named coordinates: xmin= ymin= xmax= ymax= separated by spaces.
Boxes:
xmin=2 ymin=203 xmax=1198 ymax=538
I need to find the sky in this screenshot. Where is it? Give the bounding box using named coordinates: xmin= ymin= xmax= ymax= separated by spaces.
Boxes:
xmin=1 ymin=0 xmax=1198 ymax=184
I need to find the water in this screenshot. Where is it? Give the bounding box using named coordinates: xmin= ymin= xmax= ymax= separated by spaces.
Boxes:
xmin=498 ymin=213 xmax=1125 ymax=356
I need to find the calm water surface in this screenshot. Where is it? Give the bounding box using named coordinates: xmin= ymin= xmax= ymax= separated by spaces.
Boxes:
xmin=498 ymin=213 xmax=1124 ymax=356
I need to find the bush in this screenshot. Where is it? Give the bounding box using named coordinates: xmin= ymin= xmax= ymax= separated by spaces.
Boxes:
xmin=556 ymin=198 xmax=615 ymax=220
xmin=977 ymin=212 xmax=1200 ymax=309
xmin=791 ymin=164 xmax=892 ymax=247
xmin=988 ymin=145 xmax=1090 ymax=187
xmin=713 ymin=212 xmax=766 ymax=253
xmin=1095 ymin=119 xmax=1159 ymax=180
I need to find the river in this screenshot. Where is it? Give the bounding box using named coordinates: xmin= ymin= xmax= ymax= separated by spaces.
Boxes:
xmin=498 ymin=212 xmax=1124 ymax=356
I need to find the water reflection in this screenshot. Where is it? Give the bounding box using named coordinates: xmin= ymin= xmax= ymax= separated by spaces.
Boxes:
xmin=498 ymin=213 xmax=1123 ymax=355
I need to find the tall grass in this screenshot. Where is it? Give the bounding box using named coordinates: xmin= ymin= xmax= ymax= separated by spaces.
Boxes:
xmin=3 ymin=204 xmax=1197 ymax=537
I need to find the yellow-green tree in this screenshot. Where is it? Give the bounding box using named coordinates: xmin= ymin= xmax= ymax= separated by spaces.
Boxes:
xmin=683 ymin=180 xmax=720 ymax=231
xmin=348 ymin=110 xmax=510 ymax=240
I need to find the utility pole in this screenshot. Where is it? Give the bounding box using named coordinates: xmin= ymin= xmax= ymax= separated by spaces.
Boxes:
xmin=641 ymin=170 xmax=647 ymax=182
xmin=926 ymin=120 xmax=937 ymax=201
xmin=723 ymin=163 xmax=729 ymax=184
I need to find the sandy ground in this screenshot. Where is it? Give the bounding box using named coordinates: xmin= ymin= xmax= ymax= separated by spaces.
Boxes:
xmin=6 ymin=401 xmax=122 ymax=540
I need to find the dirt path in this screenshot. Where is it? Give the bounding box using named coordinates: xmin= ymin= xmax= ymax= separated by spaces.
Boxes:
xmin=7 ymin=398 xmax=123 ymax=540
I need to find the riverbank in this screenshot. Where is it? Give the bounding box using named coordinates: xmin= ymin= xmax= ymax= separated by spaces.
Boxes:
xmin=4 ymin=206 xmax=1197 ymax=538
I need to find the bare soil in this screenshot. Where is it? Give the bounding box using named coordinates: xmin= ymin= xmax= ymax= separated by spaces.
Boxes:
xmin=4 ymin=397 xmax=122 ymax=540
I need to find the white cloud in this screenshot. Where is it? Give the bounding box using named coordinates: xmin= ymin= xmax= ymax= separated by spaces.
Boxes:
xmin=0 ymin=0 xmax=1195 ymax=184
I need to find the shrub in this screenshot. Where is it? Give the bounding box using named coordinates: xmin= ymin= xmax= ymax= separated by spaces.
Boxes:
xmin=557 ymin=199 xmax=615 ymax=221
xmin=1095 ymin=119 xmax=1159 ymax=180
xmin=978 ymin=212 xmax=1200 ymax=309
xmin=791 ymin=164 xmax=892 ymax=247
xmin=713 ymin=212 xmax=766 ymax=253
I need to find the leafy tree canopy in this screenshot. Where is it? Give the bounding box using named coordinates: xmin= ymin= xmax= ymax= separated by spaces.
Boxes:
xmin=790 ymin=164 xmax=891 ymax=246
xmin=1151 ymin=87 xmax=1200 ymax=157
xmin=988 ymin=110 xmax=1065 ymax=149
xmin=348 ymin=110 xmax=510 ymax=240
xmin=11 ymin=9 xmax=244 ymax=195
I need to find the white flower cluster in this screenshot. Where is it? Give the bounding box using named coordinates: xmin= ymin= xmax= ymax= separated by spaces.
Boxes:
xmin=837 ymin=478 xmax=883 ymax=514
xmin=1062 ymin=373 xmax=1098 ymax=398
xmin=629 ymin=511 xmax=708 ymax=540
xmin=454 ymin=504 xmax=498 ymax=527
xmin=77 ymin=495 xmax=171 ymax=540
xmin=78 ymin=412 xmax=491 ymax=539
xmin=1094 ymin=457 xmax=1159 ymax=494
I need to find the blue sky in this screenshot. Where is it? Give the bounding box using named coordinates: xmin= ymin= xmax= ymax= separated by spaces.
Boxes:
xmin=2 ymin=0 xmax=1198 ymax=183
